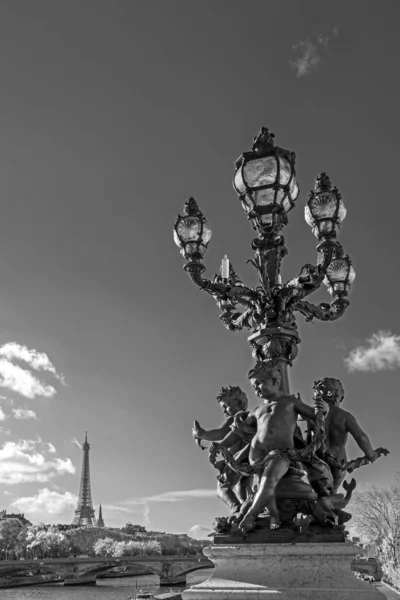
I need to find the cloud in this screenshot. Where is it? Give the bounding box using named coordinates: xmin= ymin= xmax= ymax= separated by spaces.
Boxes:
xmin=0 ymin=439 xmax=75 ymax=484
xmin=12 ymin=407 xmax=38 ymax=420
xmin=0 ymin=343 xmax=65 ymax=399
xmin=290 ymin=28 xmax=339 ymax=77
xmin=0 ymin=359 xmax=57 ymax=399
xmin=0 ymin=343 xmax=65 ymax=384
xmin=344 ymin=331 xmax=400 ymax=372
xmin=102 ymin=503 xmax=134 ymax=515
xmin=0 ymin=406 xmax=7 ymax=421
xmin=290 ymin=39 xmax=321 ymax=77
xmin=10 ymin=487 xmax=77 ymax=516
xmin=188 ymin=525 xmax=212 ymax=540
xmin=71 ymin=437 xmax=82 ymax=450
xmin=118 ymin=488 xmax=216 ymax=529
xmin=121 ymin=488 xmax=216 ymax=506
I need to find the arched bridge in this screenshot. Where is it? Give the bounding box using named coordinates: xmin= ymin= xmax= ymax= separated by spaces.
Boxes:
xmin=0 ymin=555 xmax=213 ymax=586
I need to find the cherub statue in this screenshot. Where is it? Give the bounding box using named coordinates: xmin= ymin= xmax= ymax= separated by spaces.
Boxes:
xmin=192 ymin=385 xmax=251 ymax=513
xmin=309 ymin=377 xmax=382 ymax=493
xmin=210 ymin=363 xmax=323 ymax=532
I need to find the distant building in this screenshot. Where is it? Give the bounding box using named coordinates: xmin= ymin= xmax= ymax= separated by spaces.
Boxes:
xmin=97 ymin=504 xmax=105 ymax=528
xmin=0 ymin=510 xmax=31 ymax=527
xmin=122 ymin=523 xmax=146 ymax=534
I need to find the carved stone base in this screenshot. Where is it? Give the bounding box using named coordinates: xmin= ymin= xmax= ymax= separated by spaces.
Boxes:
xmin=213 ymin=526 xmax=345 ymax=545
xmin=182 ymin=543 xmax=385 ymax=600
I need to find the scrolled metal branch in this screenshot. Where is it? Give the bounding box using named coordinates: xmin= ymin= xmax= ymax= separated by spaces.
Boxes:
xmin=293 ymin=297 xmax=350 ymax=322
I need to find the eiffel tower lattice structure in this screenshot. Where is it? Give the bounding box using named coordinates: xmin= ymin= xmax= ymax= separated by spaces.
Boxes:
xmin=72 ymin=432 xmax=96 ymax=526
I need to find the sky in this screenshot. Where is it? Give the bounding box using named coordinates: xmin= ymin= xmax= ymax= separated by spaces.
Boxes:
xmin=0 ymin=0 xmax=399 ymax=538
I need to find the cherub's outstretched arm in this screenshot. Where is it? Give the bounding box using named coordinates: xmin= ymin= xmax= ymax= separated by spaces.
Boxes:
xmin=213 ymin=412 xmax=257 ymax=449
xmin=346 ymin=414 xmax=378 ymax=461
xmin=192 ymin=417 xmax=233 ymax=442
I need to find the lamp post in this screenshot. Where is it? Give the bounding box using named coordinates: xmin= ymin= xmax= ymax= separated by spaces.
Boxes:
xmin=173 ymin=127 xmax=355 ymax=394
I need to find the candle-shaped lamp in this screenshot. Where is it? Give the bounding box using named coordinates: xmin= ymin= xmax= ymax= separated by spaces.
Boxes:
xmin=221 ymin=255 xmax=230 ymax=280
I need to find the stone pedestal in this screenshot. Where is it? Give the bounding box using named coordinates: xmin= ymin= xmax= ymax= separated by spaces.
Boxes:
xmin=182 ymin=543 xmax=385 ymax=600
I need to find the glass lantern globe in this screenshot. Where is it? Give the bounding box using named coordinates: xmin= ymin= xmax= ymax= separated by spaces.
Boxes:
xmin=173 ymin=197 xmax=212 ymax=260
xmin=305 ymin=173 xmax=347 ymax=239
xmin=233 ymin=127 xmax=299 ymax=232
xmin=323 ymin=255 xmax=356 ymax=296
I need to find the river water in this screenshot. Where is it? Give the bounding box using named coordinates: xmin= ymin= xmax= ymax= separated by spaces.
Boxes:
xmin=1 ymin=574 xmax=185 ymax=600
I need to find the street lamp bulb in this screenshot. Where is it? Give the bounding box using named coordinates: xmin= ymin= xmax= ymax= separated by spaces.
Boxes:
xmin=233 ymin=127 xmax=299 ymax=233
xmin=323 ymin=256 xmax=355 ymax=296
xmin=173 ymin=198 xmax=212 ymax=260
xmin=305 ymin=173 xmax=347 ymax=239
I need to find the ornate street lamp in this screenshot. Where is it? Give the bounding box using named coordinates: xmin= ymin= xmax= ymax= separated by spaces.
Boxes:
xmin=233 ymin=127 xmax=299 ymax=233
xmin=173 ymin=127 xmax=355 ymax=394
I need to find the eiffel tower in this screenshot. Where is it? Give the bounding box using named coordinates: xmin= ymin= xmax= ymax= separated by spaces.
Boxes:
xmin=72 ymin=432 xmax=96 ymax=526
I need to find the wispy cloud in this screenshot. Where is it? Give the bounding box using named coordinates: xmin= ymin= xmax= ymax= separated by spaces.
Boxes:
xmin=345 ymin=331 xmax=400 ymax=372
xmin=0 ymin=407 xmax=7 ymax=421
xmin=10 ymin=487 xmax=77 ymax=516
xmin=0 ymin=343 xmax=65 ymax=399
xmin=188 ymin=524 xmax=212 ymax=540
xmin=290 ymin=28 xmax=339 ymax=77
xmin=118 ymin=488 xmax=216 ymax=529
xmin=121 ymin=488 xmax=216 ymax=506
xmin=0 ymin=439 xmax=75 ymax=484
xmin=12 ymin=407 xmax=38 ymax=420
xmin=71 ymin=437 xmax=82 ymax=450
xmin=102 ymin=503 xmax=133 ymax=515
xmin=291 ymin=39 xmax=321 ymax=77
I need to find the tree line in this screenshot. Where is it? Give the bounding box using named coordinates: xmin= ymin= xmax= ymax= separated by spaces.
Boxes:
xmin=0 ymin=522 xmax=208 ymax=560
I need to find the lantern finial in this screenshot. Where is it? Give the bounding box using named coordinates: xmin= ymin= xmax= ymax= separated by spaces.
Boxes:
xmin=315 ymin=172 xmax=332 ymax=193
xmin=184 ymin=197 xmax=201 ymax=216
xmin=252 ymin=127 xmax=276 ymax=156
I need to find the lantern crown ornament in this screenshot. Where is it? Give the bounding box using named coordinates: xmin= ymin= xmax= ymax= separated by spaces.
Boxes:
xmin=173 ymin=197 xmax=212 ymax=261
xmin=233 ymin=127 xmax=299 ymax=234
xmin=305 ymin=172 xmax=347 ymax=240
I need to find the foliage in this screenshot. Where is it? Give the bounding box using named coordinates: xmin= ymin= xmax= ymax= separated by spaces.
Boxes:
xmin=349 ymin=480 xmax=400 ymax=588
xmin=93 ymin=536 xmax=115 ymax=557
xmin=65 ymin=526 xmax=138 ymax=556
xmin=156 ymin=534 xmax=207 ymax=556
xmin=1 ymin=521 xmax=207 ymax=561
xmin=93 ymin=537 xmax=161 ymax=558
xmin=0 ymin=520 xmax=26 ymax=558
xmin=25 ymin=524 xmax=70 ymax=558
